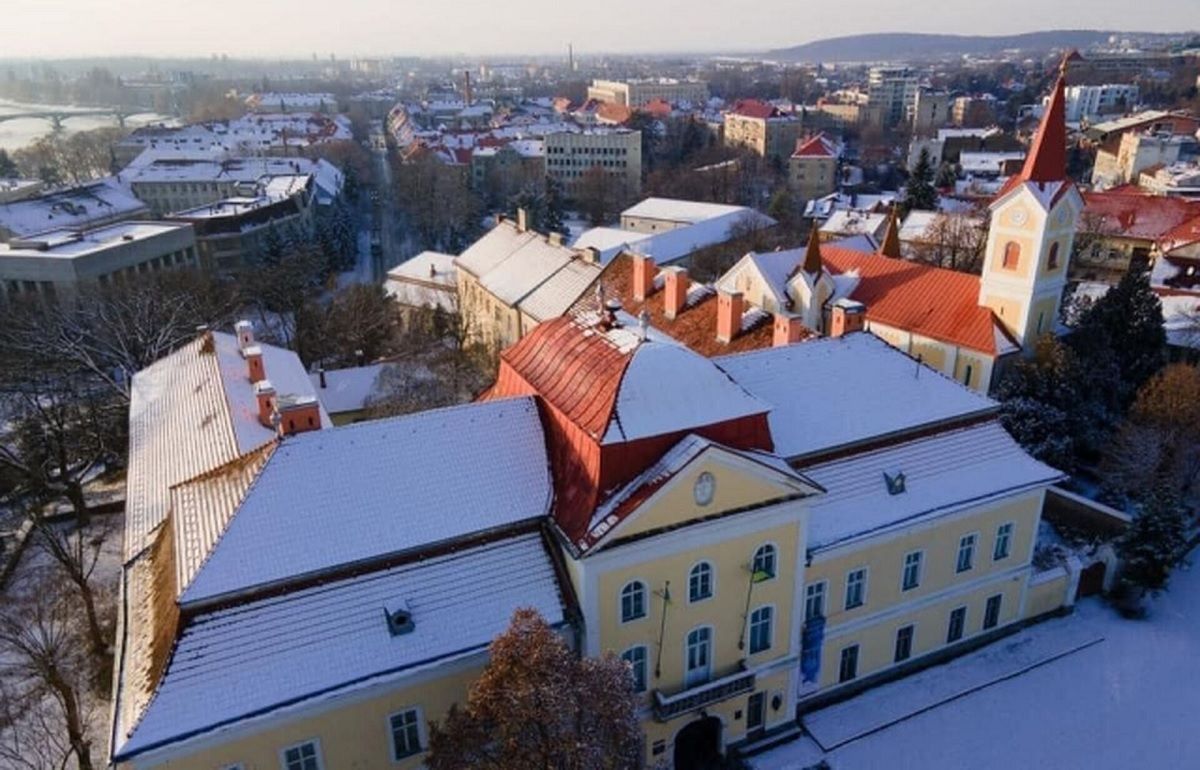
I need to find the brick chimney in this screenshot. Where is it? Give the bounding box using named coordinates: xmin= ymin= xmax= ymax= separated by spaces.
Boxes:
xmin=244 ymin=345 xmax=266 ymax=384
xmin=254 ymin=380 xmax=277 ymax=427
xmin=662 ymin=266 xmax=689 ymax=320
xmin=773 ymin=314 xmax=806 ymax=347
xmin=277 ymin=395 xmax=323 ymax=436
xmin=632 ymin=253 xmax=657 ymax=303
xmin=234 ymin=319 xmax=254 ymax=350
xmin=830 ymin=299 xmax=867 ymax=337
xmin=716 ymin=289 xmax=744 ymax=344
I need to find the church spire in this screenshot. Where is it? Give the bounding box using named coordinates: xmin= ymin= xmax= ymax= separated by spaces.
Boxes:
xmin=801 ymin=224 xmax=823 ymax=275
xmin=1016 ymin=58 xmax=1070 ymax=184
xmin=878 ymin=206 xmax=902 ymax=259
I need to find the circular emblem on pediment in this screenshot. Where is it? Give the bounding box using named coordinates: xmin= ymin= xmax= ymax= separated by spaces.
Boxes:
xmin=1010 ymin=209 xmax=1029 ymax=227
xmin=694 ymin=472 xmax=716 ymax=507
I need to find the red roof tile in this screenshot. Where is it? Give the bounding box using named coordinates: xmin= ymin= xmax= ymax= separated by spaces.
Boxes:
xmin=1162 ymin=214 xmax=1200 ymax=252
xmin=793 ymin=133 xmax=836 ymax=158
xmin=1082 ymin=191 xmax=1200 ymax=242
xmin=821 ymin=245 xmax=1012 ymax=355
xmin=729 ymin=99 xmax=781 ymax=120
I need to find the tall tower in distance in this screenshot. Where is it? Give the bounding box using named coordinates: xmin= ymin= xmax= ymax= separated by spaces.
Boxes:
xmin=977 ymin=57 xmax=1084 ymax=353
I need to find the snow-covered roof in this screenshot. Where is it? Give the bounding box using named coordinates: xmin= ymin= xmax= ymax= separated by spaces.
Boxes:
xmin=519 ymin=256 xmax=604 ymax=322
xmin=717 ymin=334 xmax=997 ymax=461
xmin=115 ymin=534 xmax=565 ymax=759
xmin=573 ymin=226 xmax=652 ymax=262
xmin=179 ymin=397 xmax=552 ymax=607
xmin=576 ymin=209 xmax=775 ymax=267
xmin=821 ymin=210 xmax=888 ymax=239
xmin=124 ymin=330 xmax=327 ymax=561
xmin=805 ymin=421 xmax=1063 ymax=550
xmin=384 ymin=251 xmax=457 ymax=311
xmin=0 ymin=221 xmax=192 ymax=258
xmin=0 ymin=177 xmax=149 ymax=239
xmin=621 ymin=197 xmax=755 ymax=225
xmin=601 ymin=340 xmax=769 ymax=445
xmin=310 ymin=363 xmax=387 ymax=414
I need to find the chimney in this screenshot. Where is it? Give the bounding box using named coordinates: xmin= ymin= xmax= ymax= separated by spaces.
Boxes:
xmin=830 ymin=299 xmax=867 ymax=337
xmin=662 ymin=266 xmax=689 ymax=320
xmin=602 ymin=298 xmax=623 ymax=330
xmin=716 ymin=289 xmax=744 ymax=344
xmin=235 ymin=319 xmax=254 ymax=350
xmin=317 ymin=367 xmax=327 ymax=389
xmin=254 ymin=380 xmax=277 ymax=427
xmin=547 ymin=231 xmax=565 ymax=246
xmin=244 ymin=345 xmax=266 ymax=384
xmin=277 ymin=395 xmax=323 ymax=437
xmin=632 ymin=253 xmax=657 ymax=303
xmin=516 ymin=207 xmax=529 ymax=233
xmin=773 ymin=314 xmax=806 ymax=347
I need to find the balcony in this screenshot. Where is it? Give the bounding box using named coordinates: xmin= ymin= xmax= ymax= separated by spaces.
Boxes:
xmin=652 ymin=666 xmax=756 ymax=722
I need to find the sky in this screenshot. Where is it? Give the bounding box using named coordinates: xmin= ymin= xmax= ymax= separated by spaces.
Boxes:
xmin=4 ymin=0 xmax=1200 ymax=59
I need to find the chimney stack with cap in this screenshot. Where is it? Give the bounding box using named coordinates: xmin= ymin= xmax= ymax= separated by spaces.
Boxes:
xmin=276 ymin=395 xmax=323 ymax=437
xmin=773 ymin=314 xmax=806 ymax=347
xmin=244 ymin=345 xmax=266 ymax=384
xmin=235 ymin=319 xmax=254 ymax=350
xmin=254 ymin=380 xmax=277 ymax=427
xmin=716 ymin=289 xmax=744 ymax=344
xmin=632 ymin=253 xmax=656 ymax=303
xmin=830 ymin=298 xmax=867 ymax=337
xmin=662 ymin=266 xmax=689 ymax=320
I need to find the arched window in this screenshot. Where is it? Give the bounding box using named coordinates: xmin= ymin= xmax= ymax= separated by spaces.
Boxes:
xmin=621 ymin=646 xmax=648 ymax=693
xmin=620 ymin=581 xmax=646 ymax=623
xmin=1048 ymin=242 xmax=1060 ymax=270
xmin=752 ymin=544 xmax=778 ymax=581
xmin=1002 ymin=241 xmax=1021 ymax=270
xmin=688 ymin=562 xmax=714 ymax=602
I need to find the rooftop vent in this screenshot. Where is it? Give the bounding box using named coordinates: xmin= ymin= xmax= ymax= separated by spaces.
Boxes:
xmin=883 ymin=470 xmax=906 ymax=496
xmin=384 ymin=599 xmax=415 ymax=636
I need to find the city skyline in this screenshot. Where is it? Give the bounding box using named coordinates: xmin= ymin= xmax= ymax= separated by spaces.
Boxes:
xmin=4 ymin=0 xmax=1200 ymax=59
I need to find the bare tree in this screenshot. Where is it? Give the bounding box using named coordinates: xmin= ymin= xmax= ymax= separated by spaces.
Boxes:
xmin=0 ymin=588 xmax=97 ymax=770
xmin=909 ymin=211 xmax=989 ymax=273
xmin=30 ymin=514 xmax=117 ymax=659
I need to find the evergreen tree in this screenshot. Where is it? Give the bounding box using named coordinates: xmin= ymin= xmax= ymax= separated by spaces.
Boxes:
xmin=541 ymin=176 xmax=566 ymax=234
xmin=767 ymin=187 xmax=796 ymax=231
xmin=1072 ymin=267 xmax=1167 ymax=405
xmin=1119 ymin=484 xmax=1189 ymax=595
xmin=935 ymin=161 xmax=958 ymax=189
xmin=901 ymin=148 xmax=938 ymax=214
xmin=0 ymin=148 xmax=17 ymax=177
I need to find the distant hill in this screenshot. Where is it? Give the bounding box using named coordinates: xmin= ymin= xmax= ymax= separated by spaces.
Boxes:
xmin=765 ymin=30 xmax=1173 ymax=63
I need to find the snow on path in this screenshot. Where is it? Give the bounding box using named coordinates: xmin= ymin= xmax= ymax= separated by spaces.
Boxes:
xmin=755 ymin=562 xmax=1200 ymax=770
xmin=803 ymin=617 xmax=1104 ymax=751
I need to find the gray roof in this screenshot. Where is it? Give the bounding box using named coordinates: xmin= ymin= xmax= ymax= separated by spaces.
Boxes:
xmin=179 ymin=397 xmax=552 ymax=607
xmin=117 ymin=532 xmax=564 ymax=760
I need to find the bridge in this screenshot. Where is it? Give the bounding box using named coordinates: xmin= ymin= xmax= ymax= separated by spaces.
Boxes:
xmin=0 ymin=108 xmax=133 ymax=130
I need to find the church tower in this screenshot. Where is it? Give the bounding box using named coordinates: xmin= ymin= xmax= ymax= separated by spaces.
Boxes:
xmin=978 ymin=60 xmax=1083 ymax=352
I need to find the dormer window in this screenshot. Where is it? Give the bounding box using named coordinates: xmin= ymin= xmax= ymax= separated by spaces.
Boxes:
xmin=1048 ymin=242 xmax=1060 ymax=270
xmin=385 ymin=599 xmax=415 ymax=636
xmin=884 ymin=471 xmax=906 ymax=496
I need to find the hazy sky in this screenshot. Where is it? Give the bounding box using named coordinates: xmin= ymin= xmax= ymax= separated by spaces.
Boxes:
xmin=5 ymin=0 xmax=1200 ymax=59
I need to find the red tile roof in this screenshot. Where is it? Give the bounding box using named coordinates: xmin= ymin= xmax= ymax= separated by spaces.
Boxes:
xmin=641 ymin=99 xmax=673 ymax=119
xmin=793 ymin=133 xmax=836 ymax=158
xmin=1162 ymin=214 xmax=1200 ymax=252
xmin=997 ymin=70 xmax=1068 ymax=200
xmin=729 ymin=99 xmax=781 ymax=120
xmin=580 ymin=253 xmax=792 ymax=357
xmin=821 ymin=245 xmax=1013 ymax=355
xmin=1082 ymin=191 xmax=1200 ymax=242
xmin=597 ymin=102 xmax=633 ymax=125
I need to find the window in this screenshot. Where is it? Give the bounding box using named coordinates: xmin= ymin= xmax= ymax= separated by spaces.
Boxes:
xmin=620 ymin=581 xmax=646 ymax=623
xmin=389 ymin=709 xmax=422 ymax=760
xmin=689 ymin=562 xmax=714 ymax=602
xmin=1037 ymin=311 xmax=1045 ymax=334
xmin=838 ymin=644 xmax=859 ymax=683
xmin=984 ymin=594 xmax=1003 ymax=630
xmin=963 ymin=364 xmax=973 ymax=387
xmin=685 ymin=627 xmax=713 ymax=687
xmin=805 ymin=581 xmax=827 ymax=622
xmin=894 ymin=625 xmax=915 ymax=663
xmin=845 ymin=568 xmax=867 ymax=610
xmin=956 ymin=534 xmax=977 ymax=573
xmin=994 ymin=523 xmax=1013 ymax=561
xmin=947 ymin=606 xmax=967 ymax=643
xmin=1048 ymin=242 xmax=1060 ymax=269
xmin=622 ymin=646 xmax=648 ymax=693
xmin=281 ymin=741 xmax=321 ymax=770
xmin=749 ymin=606 xmax=773 ymax=654
xmin=901 ymin=551 xmax=923 ymax=591
xmin=1002 ymin=241 xmax=1020 ymax=270
xmin=752 ymin=544 xmax=777 ymax=580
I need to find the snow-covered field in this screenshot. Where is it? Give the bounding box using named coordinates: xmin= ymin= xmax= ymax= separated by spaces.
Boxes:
xmin=755 ymin=561 xmax=1200 ymax=770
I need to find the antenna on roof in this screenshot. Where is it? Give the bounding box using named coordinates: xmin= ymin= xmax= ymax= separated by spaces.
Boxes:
xmin=915 ymin=353 xmax=923 ymax=379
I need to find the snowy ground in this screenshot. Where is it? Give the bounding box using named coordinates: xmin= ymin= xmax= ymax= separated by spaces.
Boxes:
xmin=754 ymin=561 xmax=1200 ymax=770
